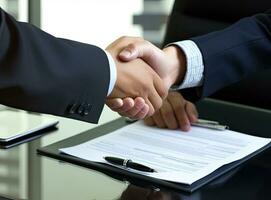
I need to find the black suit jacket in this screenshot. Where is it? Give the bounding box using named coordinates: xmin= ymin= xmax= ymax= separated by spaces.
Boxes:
xmin=164 ymin=1 xmax=271 ymax=109
xmin=191 ymin=10 xmax=271 ymax=98
xmin=0 ymin=8 xmax=110 ymax=123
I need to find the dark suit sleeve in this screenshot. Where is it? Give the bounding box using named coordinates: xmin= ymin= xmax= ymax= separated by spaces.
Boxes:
xmin=189 ymin=10 xmax=271 ymax=99
xmin=0 ymin=8 xmax=110 ymax=123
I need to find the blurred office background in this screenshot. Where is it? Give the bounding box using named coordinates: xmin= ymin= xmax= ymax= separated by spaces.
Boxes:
xmin=0 ymin=0 xmax=174 ymax=199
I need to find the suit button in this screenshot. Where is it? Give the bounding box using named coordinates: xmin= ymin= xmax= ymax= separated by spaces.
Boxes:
xmin=83 ymin=110 xmax=89 ymax=116
xmin=69 ymin=103 xmax=78 ymax=114
xmin=77 ymin=104 xmax=84 ymax=114
xmin=83 ymin=104 xmax=92 ymax=116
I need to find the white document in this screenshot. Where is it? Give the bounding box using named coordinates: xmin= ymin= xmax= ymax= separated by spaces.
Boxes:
xmin=60 ymin=121 xmax=271 ymax=185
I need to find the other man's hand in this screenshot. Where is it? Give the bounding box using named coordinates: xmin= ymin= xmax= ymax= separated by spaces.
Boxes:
xmin=119 ymin=37 xmax=187 ymax=89
xmin=144 ymin=91 xmax=198 ymax=131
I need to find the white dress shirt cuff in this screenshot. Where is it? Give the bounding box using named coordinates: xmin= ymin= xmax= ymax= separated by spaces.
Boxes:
xmin=171 ymin=40 xmax=204 ymax=90
xmin=104 ymin=50 xmax=117 ymax=96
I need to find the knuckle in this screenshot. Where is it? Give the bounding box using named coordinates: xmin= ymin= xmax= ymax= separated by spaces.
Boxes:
xmin=127 ymin=43 xmax=137 ymax=52
xmin=161 ymin=88 xmax=168 ymax=99
xmin=119 ymin=36 xmax=130 ymax=43
xmin=186 ymin=101 xmax=194 ymax=110
xmin=135 ymin=37 xmax=144 ymax=42
xmin=148 ymin=108 xmax=155 ymax=117
xmin=155 ymin=98 xmax=163 ymax=111
xmin=119 ymin=35 xmax=128 ymax=40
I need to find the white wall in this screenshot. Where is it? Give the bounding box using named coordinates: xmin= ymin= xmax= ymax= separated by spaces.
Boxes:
xmin=41 ymin=0 xmax=143 ymax=48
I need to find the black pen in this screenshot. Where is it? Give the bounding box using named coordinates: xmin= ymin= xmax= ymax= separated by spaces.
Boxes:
xmin=104 ymin=156 xmax=156 ymax=173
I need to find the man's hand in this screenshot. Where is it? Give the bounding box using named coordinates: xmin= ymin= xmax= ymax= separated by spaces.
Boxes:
xmin=106 ymin=36 xmax=187 ymax=120
xmin=119 ymin=38 xmax=187 ymax=88
xmin=107 ymin=96 xmax=150 ymax=119
xmin=144 ymin=91 xmax=198 ymax=131
xmin=106 ymin=37 xmax=167 ymax=116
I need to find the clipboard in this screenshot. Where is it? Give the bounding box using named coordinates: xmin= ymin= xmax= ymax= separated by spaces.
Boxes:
xmin=37 ymin=113 xmax=271 ymax=193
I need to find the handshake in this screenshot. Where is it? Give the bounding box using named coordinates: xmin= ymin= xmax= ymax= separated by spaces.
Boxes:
xmin=106 ymin=36 xmax=187 ymax=120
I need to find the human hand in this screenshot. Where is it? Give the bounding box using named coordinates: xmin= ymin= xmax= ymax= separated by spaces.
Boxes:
xmin=144 ymin=91 xmax=198 ymax=131
xmin=106 ymin=37 xmax=187 ymax=119
xmin=119 ymin=37 xmax=187 ymax=89
xmin=106 ymin=96 xmax=150 ymax=119
xmin=106 ymin=37 xmax=167 ymax=116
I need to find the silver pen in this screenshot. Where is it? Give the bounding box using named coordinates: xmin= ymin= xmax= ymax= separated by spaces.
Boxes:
xmin=125 ymin=117 xmax=229 ymax=131
xmin=192 ymin=119 xmax=229 ymax=131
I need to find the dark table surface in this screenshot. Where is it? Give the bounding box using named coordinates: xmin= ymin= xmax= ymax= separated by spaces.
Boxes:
xmin=0 ymin=99 xmax=271 ymax=200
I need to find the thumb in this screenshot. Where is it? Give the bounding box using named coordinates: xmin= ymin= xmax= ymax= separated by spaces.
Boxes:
xmin=118 ymin=41 xmax=165 ymax=75
xmin=118 ymin=41 xmax=169 ymax=88
xmin=119 ymin=47 xmax=136 ymax=61
xmin=119 ymin=42 xmax=158 ymax=64
xmin=119 ymin=43 xmax=142 ymax=61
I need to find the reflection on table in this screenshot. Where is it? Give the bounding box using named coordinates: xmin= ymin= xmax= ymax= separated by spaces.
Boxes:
xmin=0 ymin=102 xmax=270 ymax=200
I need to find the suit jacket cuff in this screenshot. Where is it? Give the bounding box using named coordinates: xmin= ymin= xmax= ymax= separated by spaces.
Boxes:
xmin=170 ymin=40 xmax=204 ymax=90
xmin=104 ymin=50 xmax=117 ymax=96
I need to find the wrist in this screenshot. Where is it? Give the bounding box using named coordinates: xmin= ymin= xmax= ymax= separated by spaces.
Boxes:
xmin=163 ymin=46 xmax=186 ymax=86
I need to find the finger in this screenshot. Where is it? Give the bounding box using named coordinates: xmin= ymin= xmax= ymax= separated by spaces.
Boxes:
xmin=131 ymin=104 xmax=149 ymax=120
xmin=153 ymin=72 xmax=168 ymax=99
xmin=168 ymin=93 xmax=190 ymax=131
xmin=144 ymin=117 xmax=155 ymax=126
xmin=148 ymin=88 xmax=163 ymax=114
xmin=185 ymin=101 xmax=199 ymax=123
xmin=117 ymin=98 xmax=135 ymax=113
xmin=160 ymin=100 xmax=178 ymax=129
xmin=106 ymin=98 xmax=123 ymax=111
xmin=152 ymin=111 xmax=166 ymax=128
xmin=120 ymin=97 xmax=145 ymax=119
xmin=145 ymin=98 xmax=155 ymax=117
xmin=147 ymin=77 xmax=165 ymax=113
